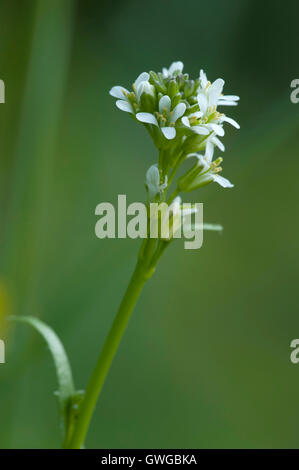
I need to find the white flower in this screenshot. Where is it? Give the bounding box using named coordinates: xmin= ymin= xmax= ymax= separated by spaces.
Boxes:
xmin=199 ymin=70 xmax=239 ymax=107
xmin=145 ymin=165 xmax=167 ymax=200
xmin=181 ymin=75 xmax=239 ymax=143
xmin=136 ymin=95 xmax=186 ymax=140
xmin=198 ymin=171 xmax=233 ymax=188
xmin=109 ymin=72 xmax=150 ymax=113
xmin=191 ymin=152 xmax=233 ymax=189
xmin=136 ymin=80 xmax=155 ymax=103
xmin=162 ymin=61 xmax=184 ymax=78
xmin=179 ymin=152 xmax=233 ymax=192
xmin=181 ymin=113 xmax=210 ymax=136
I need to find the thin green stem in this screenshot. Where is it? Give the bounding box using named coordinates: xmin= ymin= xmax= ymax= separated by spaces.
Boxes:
xmin=167 ymin=187 xmax=180 ymax=205
xmin=68 ymin=251 xmax=153 ymax=449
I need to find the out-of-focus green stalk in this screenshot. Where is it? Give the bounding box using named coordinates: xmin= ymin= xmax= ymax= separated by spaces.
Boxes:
xmin=2 ymin=0 xmax=75 ymax=310
xmin=0 ymin=0 xmax=75 ymax=449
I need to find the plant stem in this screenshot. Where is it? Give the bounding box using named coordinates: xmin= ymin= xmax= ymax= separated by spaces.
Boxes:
xmin=68 ymin=255 xmax=152 ymax=449
xmin=167 ymin=187 xmax=180 ymax=205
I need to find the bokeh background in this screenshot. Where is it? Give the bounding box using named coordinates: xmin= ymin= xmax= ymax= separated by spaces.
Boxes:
xmin=1 ymin=0 xmax=299 ymax=449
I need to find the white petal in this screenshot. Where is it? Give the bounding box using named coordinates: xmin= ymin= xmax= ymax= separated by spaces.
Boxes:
xmin=181 ymin=116 xmax=190 ymax=127
xmin=208 ymin=123 xmax=225 ymax=136
xmin=134 ymin=72 xmax=149 ymax=89
xmin=196 ymin=155 xmax=210 ymax=172
xmin=109 ymin=86 xmax=129 ymax=99
xmin=161 ymin=127 xmax=176 ymax=140
xmin=199 ymin=69 xmax=208 ymax=88
xmin=168 ymin=61 xmax=184 ymax=75
xmin=146 ymin=164 xmax=159 ymax=186
xmin=197 ymin=92 xmax=208 ymax=116
xmin=170 ymin=103 xmax=186 ymax=122
xmin=212 ymin=136 xmax=225 ymax=152
xmin=221 ymin=116 xmax=240 ymax=129
xmin=193 ymin=125 xmax=210 ymax=135
xmin=217 ymin=100 xmax=238 ymax=106
xmin=116 ymin=100 xmax=133 ymax=113
xmin=205 ymin=141 xmax=214 ymax=163
xmin=192 ymin=111 xmax=203 ymax=119
xmin=162 ymin=67 xmax=169 ymax=78
xmin=159 ymin=95 xmax=171 ymax=114
xmin=210 ymin=78 xmax=225 ymax=95
xmin=136 ymin=112 xmax=158 ymax=126
xmin=221 ymin=95 xmax=240 ymax=101
xmin=209 ymin=78 xmax=225 ymax=107
xmin=213 ymin=174 xmax=234 ymax=188
xmin=146 ymin=165 xmax=161 ymax=199
xmin=170 ymin=196 xmax=182 ymax=210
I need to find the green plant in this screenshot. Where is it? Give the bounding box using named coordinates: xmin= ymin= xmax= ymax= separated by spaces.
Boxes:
xmin=11 ymin=61 xmax=239 ymax=449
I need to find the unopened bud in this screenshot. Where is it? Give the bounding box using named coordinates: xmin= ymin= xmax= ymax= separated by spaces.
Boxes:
xmin=168 ymin=80 xmax=179 ymax=98
xmin=138 ymin=81 xmax=157 ymax=112
xmin=184 ymin=80 xmax=195 ymax=98
xmin=171 ymin=93 xmax=182 ymax=108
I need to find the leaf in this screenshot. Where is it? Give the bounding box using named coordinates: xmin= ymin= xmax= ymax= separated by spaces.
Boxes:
xmin=10 ymin=315 xmax=76 ymax=439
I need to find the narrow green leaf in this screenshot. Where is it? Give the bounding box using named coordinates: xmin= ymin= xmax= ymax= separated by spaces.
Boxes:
xmin=10 ymin=315 xmax=75 ymax=436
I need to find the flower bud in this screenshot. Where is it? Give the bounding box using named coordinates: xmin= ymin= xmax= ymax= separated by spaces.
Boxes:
xmin=171 ymin=93 xmax=182 ymax=108
xmin=184 ymin=80 xmax=195 ymax=98
xmin=145 ymin=164 xmax=167 ymax=201
xmin=149 ymin=71 xmax=167 ymax=94
xmin=138 ymin=81 xmax=157 ymax=112
xmin=168 ymin=80 xmax=179 ymax=98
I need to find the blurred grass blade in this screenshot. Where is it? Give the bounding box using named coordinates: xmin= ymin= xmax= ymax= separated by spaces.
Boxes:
xmin=10 ymin=315 xmax=75 ymax=438
xmin=1 ymin=0 xmax=75 ymax=309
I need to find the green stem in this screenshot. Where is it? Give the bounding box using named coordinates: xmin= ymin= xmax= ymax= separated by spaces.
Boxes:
xmin=68 ymin=255 xmax=152 ymax=449
xmin=167 ymin=187 xmax=180 ymax=205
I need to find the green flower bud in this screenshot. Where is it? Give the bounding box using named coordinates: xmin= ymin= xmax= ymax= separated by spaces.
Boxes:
xmin=168 ymin=80 xmax=179 ymax=98
xmin=185 ymin=103 xmax=200 ymax=115
xmin=184 ymin=80 xmax=195 ymax=98
xmin=171 ymin=93 xmax=182 ymax=108
xmin=149 ymin=71 xmax=167 ymax=94
xmin=149 ymin=71 xmax=158 ymax=82
xmin=138 ymin=81 xmax=157 ymax=112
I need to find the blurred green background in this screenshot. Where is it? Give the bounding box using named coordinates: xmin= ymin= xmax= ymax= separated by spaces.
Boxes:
xmin=1 ymin=0 xmax=299 ymax=449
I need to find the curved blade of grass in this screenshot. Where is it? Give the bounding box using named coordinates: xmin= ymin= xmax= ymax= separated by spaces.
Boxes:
xmin=9 ymin=315 xmax=75 ymax=438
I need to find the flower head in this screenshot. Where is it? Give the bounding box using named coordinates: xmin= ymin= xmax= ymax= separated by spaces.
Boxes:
xmin=110 ymin=61 xmax=239 ymax=199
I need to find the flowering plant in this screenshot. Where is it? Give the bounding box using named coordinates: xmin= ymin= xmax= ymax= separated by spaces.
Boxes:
xmin=12 ymin=61 xmax=239 ymax=449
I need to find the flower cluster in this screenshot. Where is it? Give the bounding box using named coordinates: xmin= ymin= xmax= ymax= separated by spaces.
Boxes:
xmin=110 ymin=60 xmax=239 ymax=210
